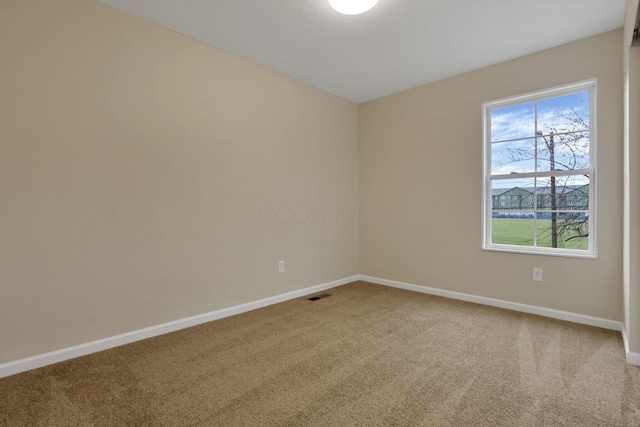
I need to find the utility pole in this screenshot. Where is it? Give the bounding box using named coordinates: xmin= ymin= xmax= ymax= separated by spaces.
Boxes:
xmin=549 ymin=132 xmax=557 ymax=248
xmin=537 ymin=130 xmax=558 ymax=247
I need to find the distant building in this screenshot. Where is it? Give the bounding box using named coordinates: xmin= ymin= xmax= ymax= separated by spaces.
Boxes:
xmin=492 ymin=184 xmax=589 ymax=217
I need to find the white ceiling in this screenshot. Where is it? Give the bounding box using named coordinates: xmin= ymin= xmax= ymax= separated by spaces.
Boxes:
xmin=97 ymin=0 xmax=627 ymax=103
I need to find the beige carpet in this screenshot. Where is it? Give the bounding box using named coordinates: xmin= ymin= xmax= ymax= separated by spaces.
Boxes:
xmin=1 ymin=281 xmax=639 ymax=426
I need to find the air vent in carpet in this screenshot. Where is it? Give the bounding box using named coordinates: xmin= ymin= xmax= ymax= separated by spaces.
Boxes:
xmin=307 ymin=293 xmax=331 ymax=301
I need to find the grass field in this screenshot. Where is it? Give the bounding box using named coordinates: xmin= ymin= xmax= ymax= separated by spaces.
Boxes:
xmin=491 ymin=218 xmax=588 ymax=250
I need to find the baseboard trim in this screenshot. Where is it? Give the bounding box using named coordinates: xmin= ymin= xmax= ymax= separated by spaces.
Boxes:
xmin=621 ymin=324 xmax=631 ymax=354
xmin=361 ymin=275 xmax=640 ymax=366
xmin=621 ymin=325 xmax=640 ymax=366
xmin=357 ymin=275 xmax=622 ymax=331
xmin=627 ymin=351 xmax=640 ymax=366
xmin=0 ymin=276 xmax=358 ymax=379
xmin=3 ymin=274 xmax=637 ymax=377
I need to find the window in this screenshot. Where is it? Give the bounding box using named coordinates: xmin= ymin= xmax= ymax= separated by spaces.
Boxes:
xmin=482 ymin=80 xmax=596 ymax=258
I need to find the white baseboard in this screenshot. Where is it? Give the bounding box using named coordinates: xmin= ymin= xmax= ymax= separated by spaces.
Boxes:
xmin=627 ymin=351 xmax=640 ymax=366
xmin=621 ymin=324 xmax=630 ymax=353
xmin=621 ymin=325 xmax=640 ymax=366
xmin=360 ymin=276 xmax=640 ymax=366
xmin=0 ymin=276 xmax=358 ymax=379
xmin=357 ymin=275 xmax=622 ymax=331
xmin=3 ymin=273 xmax=638 ymax=378
xmin=359 ymin=276 xmax=640 ymax=367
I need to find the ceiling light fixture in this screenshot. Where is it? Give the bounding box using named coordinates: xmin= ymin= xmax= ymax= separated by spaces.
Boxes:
xmin=328 ymin=0 xmax=379 ymax=15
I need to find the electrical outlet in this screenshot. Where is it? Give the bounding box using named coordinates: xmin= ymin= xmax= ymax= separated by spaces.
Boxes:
xmin=532 ymin=268 xmax=543 ymax=282
xmin=278 ymin=260 xmax=285 ymax=274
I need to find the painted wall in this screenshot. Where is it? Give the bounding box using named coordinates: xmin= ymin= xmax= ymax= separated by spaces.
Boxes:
xmin=623 ymin=0 xmax=640 ymax=357
xmin=0 ymin=0 xmax=359 ymax=364
xmin=628 ymin=44 xmax=640 ymax=354
xmin=360 ymin=30 xmax=624 ymax=320
xmin=629 ymin=37 xmax=640 ymax=356
xmin=0 ymin=0 xmax=629 ymax=367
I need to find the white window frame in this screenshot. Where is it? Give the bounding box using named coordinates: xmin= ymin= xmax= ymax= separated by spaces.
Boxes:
xmin=482 ymin=79 xmax=597 ymax=258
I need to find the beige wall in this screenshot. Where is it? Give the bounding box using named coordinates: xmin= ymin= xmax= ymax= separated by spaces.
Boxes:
xmin=0 ymin=0 xmax=359 ymax=364
xmin=626 ymin=44 xmax=640 ymax=354
xmin=0 ymin=0 xmax=629 ymax=367
xmin=360 ymin=30 xmax=624 ymax=320
xmin=624 ymin=0 xmax=640 ymax=355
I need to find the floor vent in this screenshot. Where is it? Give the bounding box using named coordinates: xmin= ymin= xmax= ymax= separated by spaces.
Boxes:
xmin=308 ymin=293 xmax=331 ymax=301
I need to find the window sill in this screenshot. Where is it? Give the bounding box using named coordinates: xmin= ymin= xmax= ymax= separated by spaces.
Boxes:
xmin=482 ymin=244 xmax=596 ymax=259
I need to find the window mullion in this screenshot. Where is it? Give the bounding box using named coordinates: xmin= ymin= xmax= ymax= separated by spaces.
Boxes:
xmin=491 ymin=169 xmax=591 ymax=180
xmin=483 ymin=79 xmax=595 ymax=257
xmin=533 ymin=101 xmax=539 ymax=248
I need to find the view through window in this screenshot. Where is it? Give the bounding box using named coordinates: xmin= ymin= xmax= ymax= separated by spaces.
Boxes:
xmin=483 ymin=80 xmax=596 ymax=257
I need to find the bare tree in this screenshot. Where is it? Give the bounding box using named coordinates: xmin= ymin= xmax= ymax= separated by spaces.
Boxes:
xmin=536 ymin=131 xmax=559 ymax=247
xmin=500 ymin=108 xmax=590 ymax=248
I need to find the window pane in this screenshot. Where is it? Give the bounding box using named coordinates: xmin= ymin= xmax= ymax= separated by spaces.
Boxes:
xmin=490 ymin=102 xmax=535 ymax=142
xmin=491 ymin=178 xmax=535 ymax=214
xmin=536 ymin=131 xmax=590 ymax=172
xmin=491 ymin=178 xmax=535 ymax=246
xmin=536 ymin=176 xmax=590 ymax=211
xmin=484 ymin=82 xmax=594 ymax=256
xmin=537 ymin=92 xmax=590 ymax=134
xmin=491 ymin=138 xmax=536 ymax=175
xmin=535 ymin=213 xmax=589 ymax=250
xmin=492 ymin=217 xmax=535 ymax=247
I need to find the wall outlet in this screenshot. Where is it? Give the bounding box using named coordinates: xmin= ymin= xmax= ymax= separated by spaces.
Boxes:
xmin=278 ymin=260 xmax=285 ymax=274
xmin=532 ymin=268 xmax=543 ymax=282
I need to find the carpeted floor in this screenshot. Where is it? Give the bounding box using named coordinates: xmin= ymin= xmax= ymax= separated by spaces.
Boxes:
xmin=1 ymin=281 xmax=640 ymax=426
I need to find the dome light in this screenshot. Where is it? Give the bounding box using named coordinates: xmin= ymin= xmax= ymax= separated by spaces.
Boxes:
xmin=328 ymin=0 xmax=379 ymax=15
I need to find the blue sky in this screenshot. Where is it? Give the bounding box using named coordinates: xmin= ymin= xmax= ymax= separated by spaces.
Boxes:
xmin=490 ymin=91 xmax=590 ymax=184
xmin=490 ymin=91 xmax=590 ymax=143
